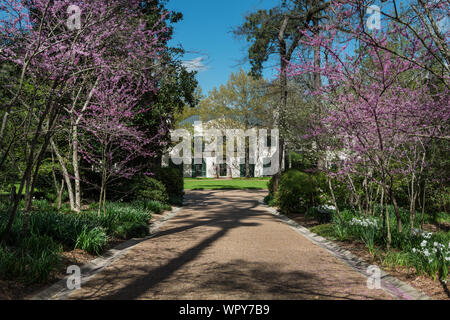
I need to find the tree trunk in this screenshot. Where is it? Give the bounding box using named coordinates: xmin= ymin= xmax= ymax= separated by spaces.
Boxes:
xmin=72 ymin=125 xmax=81 ymax=212
xmin=421 ymin=182 xmax=426 ymax=230
xmin=272 ymin=17 xmax=289 ymax=194
xmin=347 ymin=174 xmax=362 ymax=213
xmin=363 ymin=176 xmax=369 ymax=216
xmin=385 ymin=197 xmax=391 ymax=250
xmin=98 ymin=183 xmax=104 ymax=217
xmin=328 ymin=177 xmax=342 ymax=223
xmin=57 ymin=179 xmax=64 ymax=210
xmin=99 ymin=148 xmax=107 ymax=216
xmin=103 ymin=186 xmax=107 ymax=216
xmin=380 ymin=187 xmax=384 ymax=220
xmin=50 ymin=139 xmax=75 ymax=211
xmin=409 ymin=172 xmax=417 ymax=229
xmin=390 ymin=190 xmax=403 ymax=233
xmin=50 ymin=151 xmax=64 ymax=209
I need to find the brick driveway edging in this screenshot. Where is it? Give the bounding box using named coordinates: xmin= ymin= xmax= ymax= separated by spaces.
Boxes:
xmin=258 ymin=199 xmax=431 ymax=300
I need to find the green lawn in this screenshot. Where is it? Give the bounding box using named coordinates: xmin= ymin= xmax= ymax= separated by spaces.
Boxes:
xmin=184 ymin=178 xmax=270 ymax=190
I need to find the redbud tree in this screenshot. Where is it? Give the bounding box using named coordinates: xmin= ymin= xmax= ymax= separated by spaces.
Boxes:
xmin=287 ymin=0 xmax=449 ymax=245
xmin=0 ymin=0 xmax=169 ymax=237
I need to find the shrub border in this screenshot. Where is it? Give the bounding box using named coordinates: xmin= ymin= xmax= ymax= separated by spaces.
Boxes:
xmin=30 ymin=206 xmax=183 ymax=300
xmin=258 ymin=199 xmax=431 ymax=300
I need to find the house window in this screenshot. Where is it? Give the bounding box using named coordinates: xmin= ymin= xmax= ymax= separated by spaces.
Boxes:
xmin=263 ymin=160 xmax=272 ymax=177
xmin=192 ymin=159 xmax=206 ymax=177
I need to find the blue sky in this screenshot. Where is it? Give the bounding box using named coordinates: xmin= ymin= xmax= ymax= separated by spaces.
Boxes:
xmin=166 ymin=0 xmax=281 ymax=95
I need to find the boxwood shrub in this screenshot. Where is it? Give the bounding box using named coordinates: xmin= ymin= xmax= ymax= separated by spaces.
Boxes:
xmin=274 ymin=169 xmax=319 ymax=214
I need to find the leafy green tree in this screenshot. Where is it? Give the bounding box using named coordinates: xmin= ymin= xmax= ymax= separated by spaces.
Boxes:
xmin=181 ymin=69 xmax=270 ymax=177
xmin=234 ymin=0 xmax=328 ymax=189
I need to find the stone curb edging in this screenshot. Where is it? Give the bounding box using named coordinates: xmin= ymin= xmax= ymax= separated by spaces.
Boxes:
xmin=258 ymin=199 xmax=431 ymax=300
xmin=30 ymin=206 xmax=184 ymax=300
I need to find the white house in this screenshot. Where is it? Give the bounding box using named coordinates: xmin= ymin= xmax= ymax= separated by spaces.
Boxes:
xmin=162 ymin=119 xmax=284 ymax=178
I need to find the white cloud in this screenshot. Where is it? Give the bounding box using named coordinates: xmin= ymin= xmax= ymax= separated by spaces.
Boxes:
xmin=182 ymin=57 xmax=209 ymax=72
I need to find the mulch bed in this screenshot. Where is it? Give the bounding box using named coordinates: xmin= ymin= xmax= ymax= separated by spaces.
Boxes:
xmin=286 ymin=213 xmax=450 ymax=300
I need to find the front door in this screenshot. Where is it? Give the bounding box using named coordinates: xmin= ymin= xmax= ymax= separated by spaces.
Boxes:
xmin=219 ymin=164 xmax=227 ymax=177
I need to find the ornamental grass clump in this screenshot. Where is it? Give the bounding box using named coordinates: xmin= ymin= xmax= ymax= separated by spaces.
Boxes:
xmin=75 ymin=227 xmax=108 ymax=255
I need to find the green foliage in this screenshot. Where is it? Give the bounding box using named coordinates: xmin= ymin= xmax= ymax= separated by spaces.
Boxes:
xmin=289 ymin=152 xmax=317 ymax=172
xmin=155 ymin=167 xmax=184 ymax=205
xmin=0 ymin=234 xmax=62 ymax=284
xmin=137 ymin=176 xmax=169 ymax=203
xmin=332 ymin=222 xmax=351 ymax=241
xmin=268 ymin=176 xmax=275 ymax=197
xmin=310 ymin=223 xmax=336 ymax=239
xmin=274 ymin=169 xmax=319 ymax=214
xmin=326 ymin=177 xmax=349 ymax=210
xmin=0 ymin=247 xmax=16 ymax=278
xmin=1 ymin=201 xmax=153 ymax=250
xmin=93 ymin=202 xmax=152 ymax=238
xmin=114 ymin=221 xmax=149 ymax=240
xmin=308 ymin=203 xmax=450 ymax=282
xmin=429 ymin=186 xmax=450 ymax=214
xmin=0 ymin=212 xmax=24 ymax=246
xmin=434 ymin=212 xmax=450 ymax=225
xmin=391 ymin=177 xmax=410 ymax=208
xmin=75 ymin=227 xmax=108 ymax=255
xmin=0 ymin=199 xmax=160 ymax=284
xmin=305 ymin=205 xmax=334 ymax=224
xmin=382 ymin=250 xmax=411 ymax=268
xmin=263 ymin=194 xmax=276 ymax=206
xmin=347 ymin=217 xmax=380 ymax=253
xmin=234 ymin=4 xmax=309 ymax=77
xmin=139 ymin=199 xmax=170 ymax=214
xmin=28 ymin=210 xmax=99 ymax=248
xmin=409 ymin=236 xmax=449 ymax=281
xmin=33 ymin=163 xmax=55 ymax=197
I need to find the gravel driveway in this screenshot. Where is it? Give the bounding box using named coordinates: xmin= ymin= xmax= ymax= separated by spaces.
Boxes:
xmin=67 ymin=190 xmax=393 ymax=300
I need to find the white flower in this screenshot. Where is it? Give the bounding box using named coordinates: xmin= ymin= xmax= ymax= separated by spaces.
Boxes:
xmin=320 ymin=205 xmax=336 ymax=211
xmin=412 ymin=248 xmax=417 ymax=253
xmin=423 ymin=249 xmax=430 ymax=257
xmin=421 ymin=240 xmax=427 ymax=247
